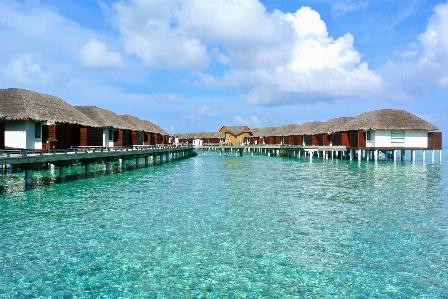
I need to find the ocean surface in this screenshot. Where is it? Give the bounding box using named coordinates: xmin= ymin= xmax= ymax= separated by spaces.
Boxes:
xmin=1 ymin=150 xmax=447 ymax=298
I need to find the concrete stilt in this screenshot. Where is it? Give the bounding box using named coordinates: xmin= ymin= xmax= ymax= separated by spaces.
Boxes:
xmin=25 ymin=169 xmax=33 ymax=185
xmin=393 ymin=150 xmax=397 ymax=162
xmin=144 ymin=157 xmax=149 ymax=167
xmin=59 ymin=166 xmax=66 ymax=179
xmin=106 ymin=161 xmax=111 ymax=174
xmin=85 ymin=164 xmax=90 ymax=177
xmin=136 ymin=157 xmax=139 ymax=168
xmin=375 ymin=149 xmax=378 ymax=162
xmin=358 ymin=150 xmax=362 ymax=161
xmin=422 ymin=150 xmax=426 ymax=162
xmin=440 ymin=150 xmax=442 ymax=162
xmin=401 ymin=150 xmax=406 ymax=161
xmin=411 ymin=150 xmax=416 ymax=162
xmin=432 ymin=150 xmax=435 ymax=163
xmin=122 ymin=159 xmax=127 ymax=171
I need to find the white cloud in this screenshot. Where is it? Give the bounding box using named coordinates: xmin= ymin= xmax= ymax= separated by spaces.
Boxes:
xmin=198 ymin=106 xmax=219 ymax=116
xmin=418 ymin=2 xmax=448 ymax=67
xmin=78 ymin=39 xmax=123 ymax=69
xmin=1 ymin=55 xmax=66 ymax=86
xmin=332 ymin=1 xmax=368 ymax=16
xmin=383 ymin=2 xmax=448 ymax=95
xmin=109 ymin=1 xmax=383 ymax=105
xmin=234 ymin=115 xmax=262 ymax=126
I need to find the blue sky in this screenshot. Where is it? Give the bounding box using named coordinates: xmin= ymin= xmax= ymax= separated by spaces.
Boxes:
xmin=1 ymin=0 xmax=447 ymax=144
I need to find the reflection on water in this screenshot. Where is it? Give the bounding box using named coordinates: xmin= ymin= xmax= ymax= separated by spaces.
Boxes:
xmin=0 ymin=152 xmax=447 ymax=298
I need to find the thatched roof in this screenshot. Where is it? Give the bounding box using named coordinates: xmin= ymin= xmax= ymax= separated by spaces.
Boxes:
xmin=219 ymin=126 xmax=251 ymax=135
xmin=314 ymin=117 xmax=355 ymax=134
xmin=150 ymin=122 xmax=168 ymax=135
xmin=75 ymin=106 xmax=135 ymax=131
xmin=119 ymin=114 xmax=168 ymax=133
xmin=0 ymin=88 xmax=98 ymax=127
xmin=339 ymin=109 xmax=439 ymax=131
xmin=270 ymin=124 xmax=301 ymax=136
xmin=290 ymin=121 xmax=324 ymax=135
xmin=252 ymin=126 xmax=279 ymax=137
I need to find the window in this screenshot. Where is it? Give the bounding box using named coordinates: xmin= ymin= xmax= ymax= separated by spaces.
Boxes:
xmin=109 ymin=129 xmax=113 ymax=141
xmin=391 ymin=130 xmax=405 ymax=146
xmin=366 ymin=131 xmax=371 ymax=141
xmin=35 ymin=123 xmax=41 ymax=138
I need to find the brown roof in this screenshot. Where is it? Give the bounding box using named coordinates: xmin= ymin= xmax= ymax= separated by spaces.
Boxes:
xmin=75 ymin=106 xmax=135 ymax=131
xmin=0 ymin=88 xmax=98 ymax=127
xmin=219 ymin=126 xmax=251 ymax=135
xmin=150 ymin=122 xmax=168 ymax=135
xmin=290 ymin=121 xmax=324 ymax=135
xmin=270 ymin=124 xmax=301 ymax=136
xmin=252 ymin=126 xmax=278 ymax=137
xmin=339 ymin=109 xmax=439 ymax=131
xmin=314 ymin=117 xmax=355 ymax=134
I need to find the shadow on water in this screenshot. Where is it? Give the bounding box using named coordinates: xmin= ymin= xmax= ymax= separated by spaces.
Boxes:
xmin=0 ymin=160 xmax=172 ymax=195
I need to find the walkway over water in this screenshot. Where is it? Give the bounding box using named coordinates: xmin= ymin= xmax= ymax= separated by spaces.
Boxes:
xmin=0 ymin=145 xmax=195 ymax=185
xmin=1 ymin=144 xmax=442 ymax=187
xmin=195 ymin=144 xmax=443 ymax=163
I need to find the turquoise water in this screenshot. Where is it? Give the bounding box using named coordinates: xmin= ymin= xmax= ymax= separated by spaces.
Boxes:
xmin=1 ymin=152 xmax=447 ymax=298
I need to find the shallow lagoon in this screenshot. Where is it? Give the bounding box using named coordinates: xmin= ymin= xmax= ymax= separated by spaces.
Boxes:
xmin=1 ymin=152 xmax=447 ymax=298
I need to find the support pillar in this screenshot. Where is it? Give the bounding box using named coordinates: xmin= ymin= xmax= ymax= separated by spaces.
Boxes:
xmin=375 ymin=149 xmax=378 ymax=162
xmin=393 ymin=150 xmax=397 ymax=162
xmin=106 ymin=161 xmax=111 ymax=174
xmin=358 ymin=150 xmax=362 ymax=161
xmin=25 ymin=169 xmax=33 ymax=185
xmin=136 ymin=157 xmax=139 ymax=169
xmin=411 ymin=150 xmax=416 ymax=162
xmin=59 ymin=166 xmax=66 ymax=179
xmin=401 ymin=150 xmax=406 ymax=161
xmin=440 ymin=150 xmax=442 ymax=162
xmin=422 ymin=150 xmax=426 ymax=163
xmin=85 ymin=164 xmax=90 ymax=177
xmin=145 ymin=157 xmax=149 ymax=167
xmin=122 ymin=159 xmax=127 ymax=171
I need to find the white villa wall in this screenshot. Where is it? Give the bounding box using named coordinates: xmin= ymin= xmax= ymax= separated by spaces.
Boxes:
xmin=368 ymin=130 xmax=391 ymax=147
xmin=103 ymin=128 xmax=114 ymax=147
xmin=366 ymin=130 xmax=428 ymax=148
xmin=404 ymin=130 xmax=427 ymax=148
xmin=5 ymin=121 xmax=42 ymax=149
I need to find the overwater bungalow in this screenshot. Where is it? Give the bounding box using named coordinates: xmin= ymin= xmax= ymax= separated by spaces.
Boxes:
xmin=74 ymin=106 xmax=136 ymax=147
xmin=337 ymin=109 xmax=442 ymax=160
xmin=119 ymin=114 xmax=155 ymax=146
xmin=218 ymin=126 xmax=252 ymax=146
xmin=314 ymin=117 xmax=354 ymax=146
xmin=270 ymin=124 xmax=301 ymax=145
xmin=252 ymin=127 xmax=278 ymax=145
xmin=0 ymin=88 xmax=98 ymax=150
xmin=288 ymin=121 xmax=324 ymax=146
